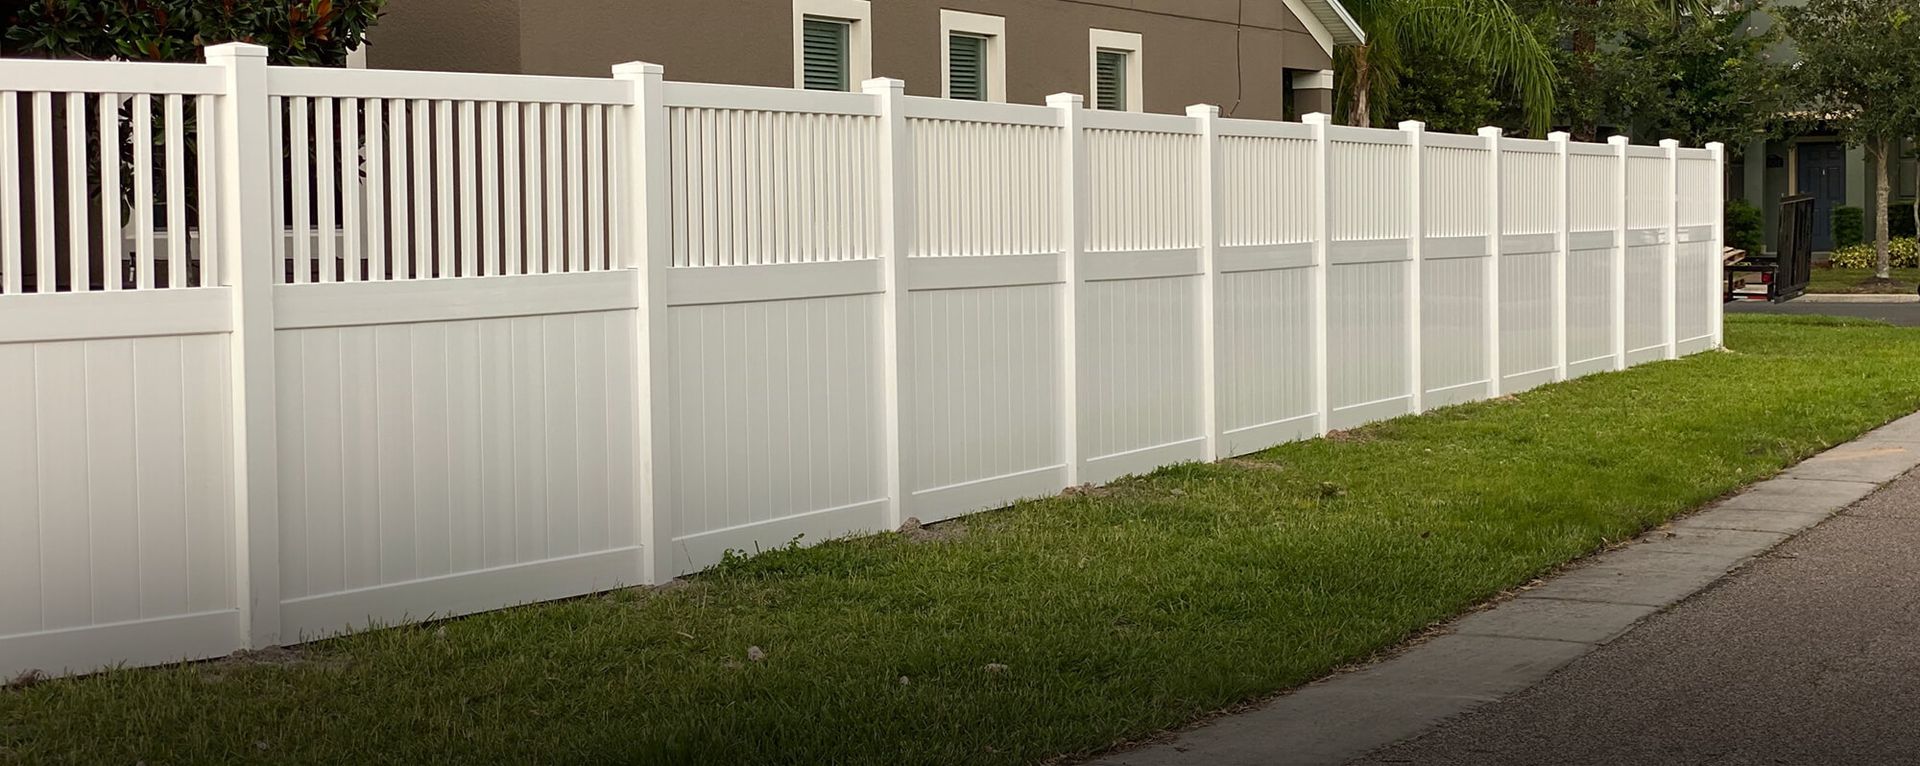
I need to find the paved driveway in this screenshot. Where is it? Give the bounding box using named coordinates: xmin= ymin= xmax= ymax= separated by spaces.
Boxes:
xmin=1354 ymin=468 xmax=1920 ymax=765
xmin=1728 ymin=298 xmax=1920 ymax=327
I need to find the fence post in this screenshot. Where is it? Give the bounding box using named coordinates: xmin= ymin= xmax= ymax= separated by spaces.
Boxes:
xmin=1609 ymin=135 xmax=1631 ymax=371
xmin=867 ymin=78 xmax=913 ymax=527
xmin=1708 ymin=141 xmax=1727 ymax=349
xmin=1400 ymin=121 xmax=1426 ymax=414
xmin=1048 ymin=93 xmax=1085 ymax=486
xmin=1549 ymin=131 xmax=1572 ymax=382
xmin=612 ymin=61 xmax=676 ymax=585
xmin=1189 ymin=104 xmax=1223 ymax=459
xmin=1303 ymin=112 xmax=1332 ymax=436
xmin=1661 ymin=139 xmax=1681 ymax=360
xmin=206 ymin=42 xmax=281 ymax=648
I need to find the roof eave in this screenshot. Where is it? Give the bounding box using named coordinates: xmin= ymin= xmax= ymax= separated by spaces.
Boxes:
xmin=1313 ymin=0 xmax=1367 ymax=47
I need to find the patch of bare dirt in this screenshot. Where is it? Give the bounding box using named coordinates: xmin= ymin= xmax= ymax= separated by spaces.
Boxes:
xmin=897 ymin=517 xmax=969 ymax=544
xmin=3 ymin=670 xmax=45 ymax=692
xmin=196 ymin=646 xmax=348 ymax=684
xmin=1062 ymin=483 xmax=1119 ymax=499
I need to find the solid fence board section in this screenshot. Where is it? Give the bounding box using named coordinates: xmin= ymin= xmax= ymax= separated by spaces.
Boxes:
xmin=664 ymin=294 xmax=888 ymax=572
xmin=1079 ymin=275 xmax=1206 ymax=483
xmin=273 ymin=308 xmax=639 ymax=640
xmin=906 ymin=284 xmax=1065 ymax=520
xmin=0 ymin=48 xmax=1730 ymax=679
xmin=1217 ymin=266 xmax=1318 ymax=453
xmin=0 ymin=330 xmax=236 ymax=674
xmin=1421 ymin=255 xmax=1489 ymax=406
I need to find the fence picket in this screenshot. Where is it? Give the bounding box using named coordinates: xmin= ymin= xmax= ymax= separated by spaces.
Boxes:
xmin=0 ymin=92 xmax=17 ymax=294
xmin=315 ymin=96 xmax=336 ymax=284
xmin=65 ymin=93 xmax=89 ymax=291
xmin=132 ymin=93 xmax=154 ymax=290
xmin=290 ymin=96 xmax=310 ymax=284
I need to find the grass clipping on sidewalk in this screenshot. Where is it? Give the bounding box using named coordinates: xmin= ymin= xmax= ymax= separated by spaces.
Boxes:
xmin=7 ymin=314 xmax=1920 ymax=766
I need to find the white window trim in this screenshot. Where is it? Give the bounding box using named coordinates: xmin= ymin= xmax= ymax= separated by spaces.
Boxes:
xmin=793 ymin=0 xmax=872 ymax=91
xmin=1291 ymin=69 xmax=1334 ymax=91
xmin=940 ymin=9 xmax=1007 ymax=102
xmin=1088 ymin=28 xmax=1144 ymax=112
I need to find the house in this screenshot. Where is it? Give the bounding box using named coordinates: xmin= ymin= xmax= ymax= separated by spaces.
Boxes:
xmin=1731 ymin=0 xmax=1916 ymax=253
xmin=365 ymin=0 xmax=1365 ymax=122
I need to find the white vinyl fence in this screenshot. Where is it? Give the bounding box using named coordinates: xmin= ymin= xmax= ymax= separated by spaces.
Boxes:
xmin=0 ymin=45 xmax=1726 ymax=678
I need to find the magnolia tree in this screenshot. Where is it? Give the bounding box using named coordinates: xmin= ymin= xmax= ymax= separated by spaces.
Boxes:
xmin=1780 ymin=0 xmax=1920 ymax=281
xmin=3 ymin=0 xmax=383 ymax=63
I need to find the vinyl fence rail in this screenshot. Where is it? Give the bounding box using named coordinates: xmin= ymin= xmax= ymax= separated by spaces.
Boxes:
xmin=0 ymin=44 xmax=1727 ymax=679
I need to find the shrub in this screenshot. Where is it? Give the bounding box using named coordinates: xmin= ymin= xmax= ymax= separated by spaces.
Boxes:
xmin=1828 ymin=238 xmax=1919 ymax=269
xmin=1833 ymin=206 xmax=1865 ymax=249
xmin=1726 ymin=199 xmax=1765 ymax=253
xmin=3 ymin=0 xmax=385 ymax=66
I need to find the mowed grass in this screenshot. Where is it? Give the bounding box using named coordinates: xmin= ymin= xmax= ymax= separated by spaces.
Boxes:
xmin=7 ymin=314 xmax=1920 ymax=766
xmin=1806 ymin=267 xmax=1920 ymax=293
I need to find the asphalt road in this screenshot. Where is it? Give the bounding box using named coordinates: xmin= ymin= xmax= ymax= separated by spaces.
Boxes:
xmin=1728 ymin=298 xmax=1920 ymax=327
xmin=1354 ymin=469 xmax=1920 ymax=766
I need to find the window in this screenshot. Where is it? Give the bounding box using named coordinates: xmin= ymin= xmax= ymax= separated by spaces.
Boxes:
xmin=948 ymin=35 xmax=988 ymax=101
xmin=792 ymin=0 xmax=871 ymax=91
xmin=1094 ymin=50 xmax=1128 ymax=110
xmin=1088 ymin=29 xmax=1143 ymax=112
xmin=941 ymin=10 xmax=1006 ymax=102
xmin=802 ymin=17 xmax=850 ymax=91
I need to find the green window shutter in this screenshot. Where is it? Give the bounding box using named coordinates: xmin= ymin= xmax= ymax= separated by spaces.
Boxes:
xmin=949 ymin=34 xmax=988 ymax=101
xmin=802 ymin=17 xmax=850 ymax=91
xmin=1095 ymin=49 xmax=1128 ymax=111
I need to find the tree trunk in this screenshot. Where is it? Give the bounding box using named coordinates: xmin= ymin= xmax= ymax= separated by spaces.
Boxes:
xmin=1347 ymin=45 xmax=1372 ymax=128
xmin=1876 ymin=138 xmax=1892 ymax=280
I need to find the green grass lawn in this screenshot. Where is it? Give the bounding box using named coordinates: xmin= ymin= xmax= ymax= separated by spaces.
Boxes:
xmin=7 ymin=314 xmax=1920 ymax=766
xmin=1806 ymin=267 xmax=1920 ymax=293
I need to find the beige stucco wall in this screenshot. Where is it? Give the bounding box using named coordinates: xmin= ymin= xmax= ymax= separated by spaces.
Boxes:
xmin=368 ymin=0 xmax=1334 ymax=121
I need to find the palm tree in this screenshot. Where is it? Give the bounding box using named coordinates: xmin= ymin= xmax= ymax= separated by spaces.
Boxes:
xmin=1336 ymin=0 xmax=1557 ymax=136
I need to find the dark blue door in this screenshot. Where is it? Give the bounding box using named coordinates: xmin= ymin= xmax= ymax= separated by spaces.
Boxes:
xmin=1797 ymin=142 xmax=1847 ymax=251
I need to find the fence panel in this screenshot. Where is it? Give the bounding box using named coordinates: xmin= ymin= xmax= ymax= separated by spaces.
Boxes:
xmin=1420 ymin=132 xmax=1492 ymax=408
xmin=260 ymin=67 xmax=645 ymax=641
xmin=1625 ymin=147 xmax=1670 ymax=364
xmin=1076 ymin=111 xmax=1207 ymax=483
xmin=0 ymin=57 xmax=240 ymax=678
xmin=1326 ymin=126 xmax=1414 ymax=428
xmin=1567 ymin=144 xmax=1622 ymax=377
xmin=1499 ymin=139 xmax=1561 ymax=393
xmin=901 ymin=98 xmax=1067 ymax=522
xmin=656 ymin=84 xmax=889 ymax=571
xmin=1215 ymin=119 xmax=1318 ymax=453
xmin=1677 ymin=150 xmax=1719 ymax=354
xmin=0 ymin=48 xmax=1730 ymax=680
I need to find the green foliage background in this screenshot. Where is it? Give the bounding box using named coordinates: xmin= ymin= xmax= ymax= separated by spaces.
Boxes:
xmin=1368 ymin=0 xmax=1786 ymax=151
xmin=3 ymin=0 xmax=385 ymax=65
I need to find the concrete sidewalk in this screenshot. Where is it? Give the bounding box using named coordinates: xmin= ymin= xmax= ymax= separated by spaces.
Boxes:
xmin=1357 ymin=458 xmax=1920 ymax=764
xmin=1094 ymin=412 xmax=1920 ymax=766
